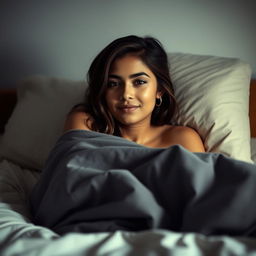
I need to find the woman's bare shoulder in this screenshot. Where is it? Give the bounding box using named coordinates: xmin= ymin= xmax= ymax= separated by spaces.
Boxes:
xmin=168 ymin=125 xmax=196 ymax=135
xmin=63 ymin=105 xmax=93 ymax=132
xmin=162 ymin=125 xmax=205 ymax=152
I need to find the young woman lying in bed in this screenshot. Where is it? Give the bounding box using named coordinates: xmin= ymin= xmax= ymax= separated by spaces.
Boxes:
xmin=64 ymin=35 xmax=205 ymax=152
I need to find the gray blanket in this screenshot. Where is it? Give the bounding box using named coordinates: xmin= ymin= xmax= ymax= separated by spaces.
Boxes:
xmin=30 ymin=130 xmax=256 ymax=236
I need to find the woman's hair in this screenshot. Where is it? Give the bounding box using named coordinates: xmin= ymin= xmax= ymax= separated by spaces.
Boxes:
xmin=83 ymin=35 xmax=177 ymax=135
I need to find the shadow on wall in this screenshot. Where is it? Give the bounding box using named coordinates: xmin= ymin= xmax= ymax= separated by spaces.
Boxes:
xmin=0 ymin=44 xmax=52 ymax=89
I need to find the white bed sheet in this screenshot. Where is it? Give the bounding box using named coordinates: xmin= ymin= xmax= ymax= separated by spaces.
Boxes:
xmin=1 ymin=159 xmax=256 ymax=256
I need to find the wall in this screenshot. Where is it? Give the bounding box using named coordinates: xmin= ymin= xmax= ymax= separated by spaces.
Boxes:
xmin=1 ymin=0 xmax=255 ymax=88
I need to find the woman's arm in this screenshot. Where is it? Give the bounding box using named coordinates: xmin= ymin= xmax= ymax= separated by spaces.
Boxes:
xmin=178 ymin=127 xmax=205 ymax=153
xmin=63 ymin=105 xmax=92 ymax=132
xmin=169 ymin=126 xmax=205 ymax=153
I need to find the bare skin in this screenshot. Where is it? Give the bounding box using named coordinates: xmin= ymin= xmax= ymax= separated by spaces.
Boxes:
xmin=64 ymin=111 xmax=205 ymax=152
xmin=64 ymin=55 xmax=205 ymax=153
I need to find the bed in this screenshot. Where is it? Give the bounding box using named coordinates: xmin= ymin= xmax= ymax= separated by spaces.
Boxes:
xmin=0 ymin=53 xmax=256 ymax=256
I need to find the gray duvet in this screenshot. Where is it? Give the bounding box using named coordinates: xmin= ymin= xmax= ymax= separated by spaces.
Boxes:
xmin=30 ymin=130 xmax=256 ymax=237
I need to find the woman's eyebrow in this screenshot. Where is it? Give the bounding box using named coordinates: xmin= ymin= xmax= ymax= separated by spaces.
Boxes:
xmin=130 ymin=72 xmax=150 ymax=78
xmin=108 ymin=74 xmax=121 ymax=79
xmin=109 ymin=72 xmax=150 ymax=79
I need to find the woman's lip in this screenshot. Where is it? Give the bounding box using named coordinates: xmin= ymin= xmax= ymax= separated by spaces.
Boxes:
xmin=118 ymin=106 xmax=140 ymax=112
xmin=118 ymin=104 xmax=139 ymax=107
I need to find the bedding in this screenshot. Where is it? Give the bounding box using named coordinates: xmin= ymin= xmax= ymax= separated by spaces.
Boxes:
xmin=169 ymin=53 xmax=252 ymax=163
xmin=30 ymin=130 xmax=256 ymax=236
xmin=0 ymin=147 xmax=256 ymax=256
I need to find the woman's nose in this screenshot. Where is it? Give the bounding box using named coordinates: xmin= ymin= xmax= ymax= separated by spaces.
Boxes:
xmin=120 ymin=83 xmax=134 ymax=100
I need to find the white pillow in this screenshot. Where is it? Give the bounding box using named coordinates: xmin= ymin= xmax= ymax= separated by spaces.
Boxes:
xmin=168 ymin=53 xmax=252 ymax=163
xmin=0 ymin=53 xmax=252 ymax=170
xmin=0 ymin=77 xmax=86 ymax=170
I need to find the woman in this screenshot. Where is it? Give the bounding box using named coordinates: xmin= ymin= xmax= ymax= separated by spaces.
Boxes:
xmin=64 ymin=35 xmax=205 ymax=152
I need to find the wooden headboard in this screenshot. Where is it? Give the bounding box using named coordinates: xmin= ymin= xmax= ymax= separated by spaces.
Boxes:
xmin=0 ymin=80 xmax=256 ymax=136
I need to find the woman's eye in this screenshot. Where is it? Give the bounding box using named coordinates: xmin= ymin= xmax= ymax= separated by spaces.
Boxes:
xmin=134 ymin=79 xmax=147 ymax=86
xmin=107 ymin=81 xmax=120 ymax=88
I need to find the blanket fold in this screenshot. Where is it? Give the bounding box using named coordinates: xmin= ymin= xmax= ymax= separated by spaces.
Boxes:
xmin=30 ymin=130 xmax=256 ymax=236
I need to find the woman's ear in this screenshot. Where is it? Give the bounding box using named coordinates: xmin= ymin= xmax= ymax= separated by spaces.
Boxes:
xmin=156 ymin=89 xmax=164 ymax=99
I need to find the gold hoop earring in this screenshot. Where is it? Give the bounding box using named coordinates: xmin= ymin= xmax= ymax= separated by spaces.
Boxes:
xmin=155 ymin=97 xmax=162 ymax=107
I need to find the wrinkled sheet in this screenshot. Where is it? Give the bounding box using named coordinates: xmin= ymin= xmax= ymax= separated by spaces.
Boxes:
xmin=30 ymin=130 xmax=256 ymax=237
xmin=0 ymin=154 xmax=256 ymax=255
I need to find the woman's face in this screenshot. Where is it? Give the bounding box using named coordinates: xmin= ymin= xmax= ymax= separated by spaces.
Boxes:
xmin=105 ymin=55 xmax=161 ymax=127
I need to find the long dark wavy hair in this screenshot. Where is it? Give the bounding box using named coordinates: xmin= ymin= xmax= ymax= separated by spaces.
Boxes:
xmin=83 ymin=35 xmax=177 ymax=135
